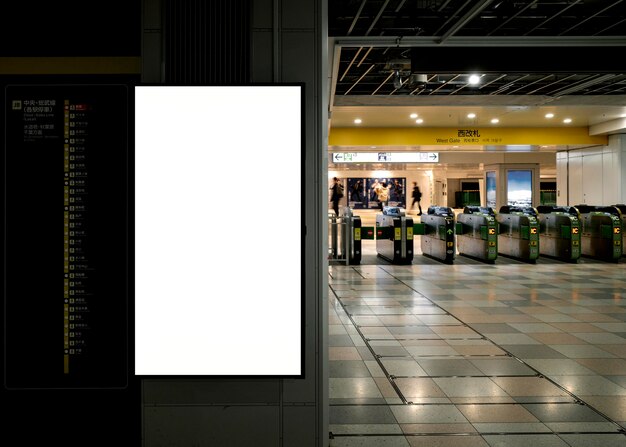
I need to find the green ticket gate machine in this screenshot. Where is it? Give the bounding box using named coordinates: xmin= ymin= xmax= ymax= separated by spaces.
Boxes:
xmin=375 ymin=206 xmax=414 ymax=264
xmin=421 ymin=206 xmax=456 ymax=264
xmin=536 ymin=205 xmax=581 ymax=262
xmin=496 ymin=206 xmax=540 ymax=262
xmin=575 ymin=205 xmax=622 ymax=262
xmin=456 ymin=206 xmax=498 ymax=263
xmin=612 ymin=204 xmax=625 ymax=256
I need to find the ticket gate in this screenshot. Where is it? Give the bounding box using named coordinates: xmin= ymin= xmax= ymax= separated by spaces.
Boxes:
xmin=421 ymin=206 xmax=456 ymax=264
xmin=612 ymin=204 xmax=626 ymax=256
xmin=536 ymin=205 xmax=581 ymax=262
xmin=375 ymin=206 xmax=414 ymax=264
xmin=328 ymin=207 xmax=362 ymax=265
xmin=456 ymin=206 xmax=498 ymax=263
xmin=496 ymin=206 xmax=540 ymax=262
xmin=575 ymin=205 xmax=622 ymax=261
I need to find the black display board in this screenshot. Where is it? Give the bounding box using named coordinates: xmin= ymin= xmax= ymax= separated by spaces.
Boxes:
xmin=5 ymin=84 xmax=129 ymax=389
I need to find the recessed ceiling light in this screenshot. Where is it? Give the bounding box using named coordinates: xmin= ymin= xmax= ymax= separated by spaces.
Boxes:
xmin=545 ymin=113 xmax=554 ymax=119
xmin=415 ymin=118 xmax=424 ymax=124
xmin=467 ymin=113 xmax=476 ymax=119
xmin=563 ymin=118 xmax=572 ymax=124
xmin=354 ymin=118 xmax=362 ymax=124
xmin=490 ymin=118 xmax=499 ymax=124
xmin=410 ymin=113 xmax=418 ymax=119
xmin=468 ymin=74 xmax=480 ymax=85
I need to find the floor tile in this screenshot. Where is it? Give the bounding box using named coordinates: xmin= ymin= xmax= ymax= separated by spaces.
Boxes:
xmin=329 ymin=435 xmax=411 ymax=446
xmin=406 ymin=435 xmax=489 ymax=447
xmin=548 ymin=344 xmax=617 ymax=359
xmin=433 ymin=378 xmax=508 ymax=398
xmin=329 ymin=405 xmax=397 ymax=424
xmin=468 ymin=358 xmax=536 ymax=376
xmin=380 ymin=360 xmax=428 ymax=377
xmin=482 ymin=434 xmax=568 ymax=447
xmin=557 ymin=434 xmax=626 ymax=447
xmin=490 ymin=377 xmax=569 ymax=398
xmin=415 ymin=359 xmax=484 ymax=376
xmin=330 ymin=424 xmax=403 ymax=435
xmin=330 ymin=378 xmax=384 ymax=399
xmin=456 ymin=404 xmax=539 ymax=423
xmin=522 ymin=402 xmax=607 ymax=421
xmin=330 ymin=361 xmax=374 ymax=378
xmin=330 ymin=347 xmax=363 ymax=360
xmin=394 ymin=378 xmax=447 ymax=400
xmin=390 ymin=404 xmax=469 ymax=424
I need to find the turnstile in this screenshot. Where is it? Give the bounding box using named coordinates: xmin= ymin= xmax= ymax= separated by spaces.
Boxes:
xmin=536 ymin=205 xmax=581 ymax=262
xmin=421 ymin=206 xmax=456 ymax=264
xmin=496 ymin=206 xmax=540 ymax=262
xmin=575 ymin=205 xmax=622 ymax=262
xmin=456 ymin=206 xmax=498 ymax=263
xmin=328 ymin=207 xmax=362 ymax=265
xmin=376 ymin=206 xmax=414 ymax=264
xmin=612 ymin=204 xmax=625 ymax=256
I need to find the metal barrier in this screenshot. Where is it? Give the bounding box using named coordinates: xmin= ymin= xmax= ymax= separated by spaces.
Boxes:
xmin=496 ymin=206 xmax=540 ymax=262
xmin=375 ymin=206 xmax=414 ymax=264
xmin=574 ymin=205 xmax=622 ymax=262
xmin=457 ymin=206 xmax=498 ymax=263
xmin=421 ymin=206 xmax=456 ymax=264
xmin=536 ymin=205 xmax=581 ymax=262
xmin=328 ymin=207 xmax=362 ymax=265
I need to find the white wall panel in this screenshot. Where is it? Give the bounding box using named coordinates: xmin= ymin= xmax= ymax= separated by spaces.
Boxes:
xmin=568 ymin=154 xmax=583 ymax=205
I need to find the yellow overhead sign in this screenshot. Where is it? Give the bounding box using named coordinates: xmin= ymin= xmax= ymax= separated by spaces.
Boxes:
xmin=329 ymin=127 xmax=607 ymax=146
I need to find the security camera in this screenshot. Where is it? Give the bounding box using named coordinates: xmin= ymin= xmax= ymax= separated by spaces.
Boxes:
xmin=409 ymin=73 xmax=428 ymax=88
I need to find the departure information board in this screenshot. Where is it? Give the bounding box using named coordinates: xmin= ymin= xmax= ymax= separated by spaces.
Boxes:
xmin=4 ymin=84 xmax=128 ymax=388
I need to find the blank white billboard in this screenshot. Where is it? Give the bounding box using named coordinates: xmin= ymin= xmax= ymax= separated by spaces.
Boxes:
xmin=134 ymin=86 xmax=303 ymax=376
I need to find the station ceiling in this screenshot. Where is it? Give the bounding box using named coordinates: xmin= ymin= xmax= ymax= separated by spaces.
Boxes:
xmin=327 ymin=0 xmax=626 ymax=147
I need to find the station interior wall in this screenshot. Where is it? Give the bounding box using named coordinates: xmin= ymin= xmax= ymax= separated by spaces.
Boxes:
xmin=557 ymin=134 xmax=626 ymax=206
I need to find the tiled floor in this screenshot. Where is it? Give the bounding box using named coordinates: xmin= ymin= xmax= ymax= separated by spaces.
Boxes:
xmin=328 ymin=245 xmax=626 ymax=446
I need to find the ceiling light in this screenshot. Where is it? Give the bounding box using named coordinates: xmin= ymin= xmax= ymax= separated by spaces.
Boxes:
xmin=467 ymin=113 xmax=476 ymax=119
xmin=410 ymin=113 xmax=418 ymax=119
xmin=468 ymin=74 xmax=480 ymax=85
xmin=354 ymin=118 xmax=362 ymax=124
xmin=415 ymin=118 xmax=424 ymax=124
xmin=545 ymin=113 xmax=554 ymax=119
xmin=490 ymin=118 xmax=499 ymax=124
xmin=563 ymin=118 xmax=572 ymax=124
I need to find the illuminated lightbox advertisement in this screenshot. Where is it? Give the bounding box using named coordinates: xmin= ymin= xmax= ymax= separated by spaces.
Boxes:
xmin=507 ymin=170 xmax=532 ymax=207
xmin=134 ymin=86 xmax=303 ymax=377
xmin=486 ymin=171 xmax=496 ymax=209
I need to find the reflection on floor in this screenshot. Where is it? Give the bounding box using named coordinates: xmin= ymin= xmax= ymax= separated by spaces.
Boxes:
xmin=328 ymin=261 xmax=626 ymax=446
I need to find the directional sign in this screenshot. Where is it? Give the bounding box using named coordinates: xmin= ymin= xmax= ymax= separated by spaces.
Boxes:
xmin=572 ymin=227 xmax=579 ymax=234
xmin=615 ymin=227 xmax=621 ymax=234
xmin=488 ymin=228 xmax=496 ymax=235
xmin=530 ymin=227 xmax=537 ymax=234
xmin=331 ymin=152 xmax=439 ymax=163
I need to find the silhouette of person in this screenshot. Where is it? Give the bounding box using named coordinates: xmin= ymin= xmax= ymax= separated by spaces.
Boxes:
xmin=411 ymin=181 xmax=423 ymax=215
xmin=330 ymin=177 xmax=343 ymax=215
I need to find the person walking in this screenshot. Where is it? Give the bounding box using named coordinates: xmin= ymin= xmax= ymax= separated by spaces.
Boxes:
xmin=330 ymin=177 xmax=343 ymax=215
xmin=411 ymin=181 xmax=423 ymax=215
